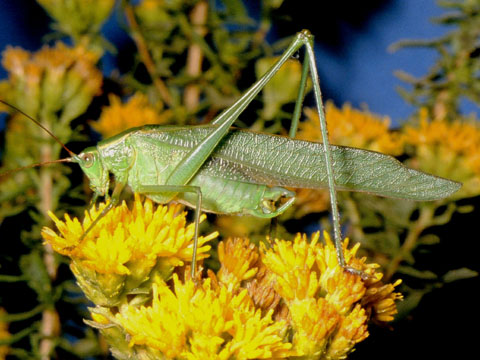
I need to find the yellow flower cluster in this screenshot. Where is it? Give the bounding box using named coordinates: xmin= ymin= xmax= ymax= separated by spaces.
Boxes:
xmin=42 ymin=196 xmax=402 ymax=359
xmin=260 ymin=233 xmax=401 ymax=358
xmin=42 ymin=195 xmax=216 ymax=305
xmin=113 ymin=275 xmax=291 ymax=359
xmin=108 ymin=233 xmax=401 ymax=359
xmin=402 ymin=108 xmax=480 ymax=197
xmin=0 ymin=42 xmax=102 ymax=122
xmin=299 ymin=102 xmax=403 ymax=156
xmin=92 ymin=93 xmax=171 ymax=138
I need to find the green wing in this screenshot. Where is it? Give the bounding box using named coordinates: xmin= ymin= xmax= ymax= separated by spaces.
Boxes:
xmin=139 ymin=125 xmax=461 ymax=201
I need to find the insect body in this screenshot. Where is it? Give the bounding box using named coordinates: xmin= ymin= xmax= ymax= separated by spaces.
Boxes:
xmin=2 ymin=30 xmax=461 ymax=278
xmin=75 ymin=121 xmax=460 ymax=279
xmin=79 ymin=124 xmax=459 ymax=216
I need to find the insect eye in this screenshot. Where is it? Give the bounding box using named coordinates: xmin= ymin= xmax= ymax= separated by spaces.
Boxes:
xmin=82 ymin=153 xmax=94 ymax=168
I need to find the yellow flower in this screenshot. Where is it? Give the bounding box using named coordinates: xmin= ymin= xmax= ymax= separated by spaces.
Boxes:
xmin=217 ymin=237 xmax=259 ymax=290
xmin=288 ymin=297 xmax=340 ymax=356
xmin=262 ymin=232 xmax=402 ymax=358
xmin=362 ymin=278 xmax=403 ymax=323
xmin=90 ymin=311 xmax=110 ymax=326
xmin=115 ymin=279 xmax=190 ymax=358
xmin=92 ymin=93 xmax=171 ymax=138
xmin=41 ymin=195 xmax=217 ymax=305
xmin=262 ymin=233 xmax=320 ymax=301
xmin=114 ymin=274 xmax=292 ymax=359
xmin=317 ymin=233 xmax=402 ymax=324
xmin=44 ymin=199 xmax=401 ymax=359
xmin=221 ymin=307 xmax=291 ymax=359
xmin=0 ymin=42 xmax=102 ymax=123
xmin=244 ymin=262 xmax=286 ymax=319
xmin=403 ymin=108 xmax=480 ymax=197
xmin=299 ymin=102 xmax=403 ymax=155
xmin=325 ymin=305 xmax=369 ymax=359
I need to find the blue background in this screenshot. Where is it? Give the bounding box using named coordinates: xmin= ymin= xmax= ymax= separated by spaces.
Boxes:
xmin=0 ymin=0 xmax=461 ymax=126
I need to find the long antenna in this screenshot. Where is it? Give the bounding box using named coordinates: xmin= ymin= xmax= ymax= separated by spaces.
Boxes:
xmin=0 ymin=158 xmax=73 ymax=178
xmin=0 ymin=99 xmax=76 ymax=157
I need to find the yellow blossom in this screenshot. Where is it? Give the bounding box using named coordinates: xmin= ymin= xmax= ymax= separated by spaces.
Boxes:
xmin=288 ymin=297 xmax=340 ymax=355
xmin=44 ymin=198 xmax=401 ymax=359
xmin=262 ymin=233 xmax=320 ymax=301
xmin=217 ymin=237 xmax=259 ymax=290
xmin=43 ymin=194 xmax=215 ymax=270
xmin=262 ymin=232 xmax=402 ymax=358
xmin=316 ymin=233 xmax=402 ymax=323
xmin=362 ymin=278 xmax=403 ymax=323
xmin=0 ymin=42 xmax=102 ymax=123
xmin=299 ymin=102 xmax=403 ymax=155
xmin=222 ymin=308 xmax=291 ymax=359
xmin=114 ymin=274 xmax=292 ymax=359
xmin=325 ymin=305 xmax=369 ymax=359
xmin=90 ymin=311 xmax=110 ymax=326
xmin=92 ymin=93 xmax=171 ymax=138
xmin=41 ymin=195 xmax=217 ymax=305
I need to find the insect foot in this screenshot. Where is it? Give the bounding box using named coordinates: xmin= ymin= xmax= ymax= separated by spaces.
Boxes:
xmin=343 ymin=265 xmax=374 ymax=281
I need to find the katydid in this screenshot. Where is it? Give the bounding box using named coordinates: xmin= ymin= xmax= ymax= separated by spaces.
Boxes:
xmin=1 ymin=30 xmax=461 ymax=279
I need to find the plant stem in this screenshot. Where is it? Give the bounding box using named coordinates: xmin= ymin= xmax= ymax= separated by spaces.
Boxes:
xmin=38 ymin=143 xmax=60 ymax=360
xmin=343 ymin=195 xmax=366 ymax=244
xmin=184 ymin=1 xmax=208 ymax=112
xmin=385 ymin=204 xmax=434 ymax=281
xmin=40 ymin=147 xmax=56 ymax=280
xmin=124 ymin=2 xmax=173 ymax=107
xmin=39 ymin=308 xmax=59 ymax=360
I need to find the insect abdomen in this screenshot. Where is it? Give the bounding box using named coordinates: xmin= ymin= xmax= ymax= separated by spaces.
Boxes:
xmin=180 ymin=173 xmax=268 ymax=215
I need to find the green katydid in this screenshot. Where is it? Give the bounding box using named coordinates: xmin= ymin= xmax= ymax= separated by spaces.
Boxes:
xmin=1 ymin=30 xmax=461 ymax=279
